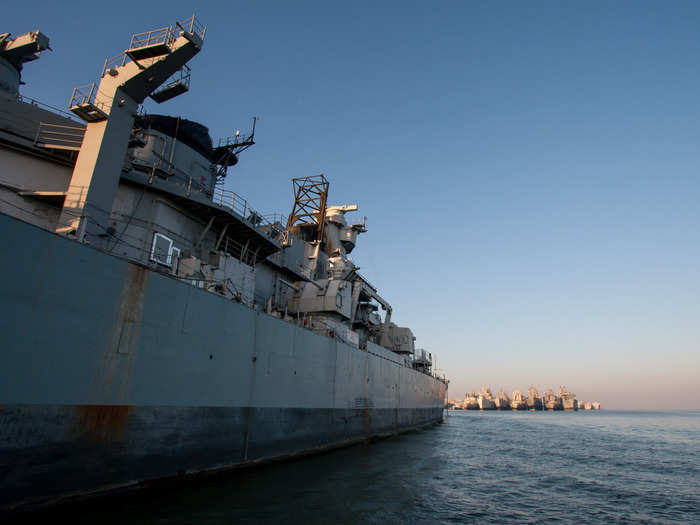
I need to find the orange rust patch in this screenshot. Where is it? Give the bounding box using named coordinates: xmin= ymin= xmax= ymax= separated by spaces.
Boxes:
xmin=120 ymin=265 xmax=148 ymax=319
xmin=75 ymin=405 xmax=131 ymax=442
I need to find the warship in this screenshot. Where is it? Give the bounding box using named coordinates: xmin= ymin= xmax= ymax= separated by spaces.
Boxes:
xmin=446 ymin=398 xmax=461 ymax=410
xmin=543 ymin=389 xmax=563 ymax=410
xmin=510 ymin=390 xmax=527 ymax=411
xmin=558 ymin=386 xmax=578 ymax=411
xmin=0 ymin=17 xmax=447 ymax=513
xmin=494 ymin=390 xmax=510 ymax=410
xmin=477 ymin=387 xmax=496 ymax=410
xmin=526 ymin=386 xmax=543 ymax=411
xmin=464 ymin=391 xmax=479 ymax=410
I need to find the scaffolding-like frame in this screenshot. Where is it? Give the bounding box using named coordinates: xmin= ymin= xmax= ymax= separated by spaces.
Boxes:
xmin=286 ymin=174 xmax=329 ymax=242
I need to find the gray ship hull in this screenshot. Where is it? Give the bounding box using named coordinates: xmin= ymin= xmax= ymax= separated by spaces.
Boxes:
xmin=0 ymin=214 xmax=446 ymax=512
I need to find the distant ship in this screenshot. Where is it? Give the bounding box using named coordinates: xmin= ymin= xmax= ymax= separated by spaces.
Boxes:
xmin=465 ymin=392 xmax=479 ymax=410
xmin=510 ymin=390 xmax=527 ymax=410
xmin=558 ymin=386 xmax=578 ymax=411
xmin=478 ymin=387 xmax=497 ymax=410
xmin=526 ymin=386 xmax=543 ymax=411
xmin=454 ymin=387 xmax=599 ymax=412
xmin=495 ymin=390 xmax=511 ymax=410
xmin=543 ymin=389 xmax=563 ymax=410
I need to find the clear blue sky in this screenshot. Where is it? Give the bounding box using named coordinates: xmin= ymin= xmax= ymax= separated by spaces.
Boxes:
xmin=8 ymin=1 xmax=700 ymax=408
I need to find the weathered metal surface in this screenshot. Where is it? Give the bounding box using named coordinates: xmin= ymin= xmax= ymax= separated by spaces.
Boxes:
xmin=0 ymin=405 xmax=443 ymax=514
xmin=94 ymin=264 xmax=148 ymax=407
xmin=0 ymin=213 xmax=446 ymax=513
xmin=74 ymin=405 xmax=131 ymax=442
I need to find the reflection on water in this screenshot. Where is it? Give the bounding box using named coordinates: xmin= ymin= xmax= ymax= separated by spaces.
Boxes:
xmin=13 ymin=410 xmax=700 ymax=524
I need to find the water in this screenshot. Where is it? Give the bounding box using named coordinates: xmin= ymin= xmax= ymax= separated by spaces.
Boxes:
xmin=17 ymin=410 xmax=700 ymax=524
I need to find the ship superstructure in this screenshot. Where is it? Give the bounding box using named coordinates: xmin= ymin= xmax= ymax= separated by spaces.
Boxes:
xmin=495 ymin=390 xmax=511 ymax=410
xmin=510 ymin=390 xmax=527 ymax=410
xmin=464 ymin=391 xmax=479 ymax=410
xmin=478 ymin=387 xmax=496 ymax=410
xmin=558 ymin=386 xmax=578 ymax=411
xmin=543 ymin=389 xmax=563 ymax=411
xmin=0 ymin=17 xmax=447 ymax=513
xmin=527 ymin=386 xmax=543 ymax=411
xmin=453 ymin=386 xmax=597 ymax=412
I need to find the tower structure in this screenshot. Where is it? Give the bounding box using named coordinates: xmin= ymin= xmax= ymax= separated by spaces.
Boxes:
xmin=57 ymin=15 xmax=206 ymax=245
xmin=286 ymin=174 xmax=329 ymax=243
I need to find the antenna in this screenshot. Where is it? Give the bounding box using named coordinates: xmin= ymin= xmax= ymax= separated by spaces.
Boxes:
xmin=212 ymin=116 xmax=259 ymax=183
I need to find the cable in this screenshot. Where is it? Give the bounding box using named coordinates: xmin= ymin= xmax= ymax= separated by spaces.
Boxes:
xmin=107 ymin=185 xmax=146 ymax=253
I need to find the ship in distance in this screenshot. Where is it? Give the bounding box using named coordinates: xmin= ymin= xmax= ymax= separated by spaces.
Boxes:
xmin=559 ymin=386 xmax=578 ymax=411
xmin=494 ymin=390 xmax=510 ymax=410
xmin=542 ymin=388 xmax=562 ymax=410
xmin=464 ymin=391 xmax=479 ymax=410
xmin=448 ymin=386 xmax=600 ymax=411
xmin=527 ymin=386 xmax=543 ymax=411
xmin=477 ymin=387 xmax=497 ymax=410
xmin=0 ymin=16 xmax=447 ymax=513
xmin=510 ymin=389 xmax=527 ymax=410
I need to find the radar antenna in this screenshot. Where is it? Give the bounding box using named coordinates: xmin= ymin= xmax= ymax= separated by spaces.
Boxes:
xmin=212 ymin=116 xmax=258 ymax=183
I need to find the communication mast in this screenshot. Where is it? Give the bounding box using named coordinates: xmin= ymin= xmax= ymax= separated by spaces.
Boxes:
xmin=286 ymin=174 xmax=329 ymax=242
xmin=212 ymin=116 xmax=257 ymax=183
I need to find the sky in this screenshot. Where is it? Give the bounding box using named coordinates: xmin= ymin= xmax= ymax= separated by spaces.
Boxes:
xmin=7 ymin=1 xmax=700 ymax=409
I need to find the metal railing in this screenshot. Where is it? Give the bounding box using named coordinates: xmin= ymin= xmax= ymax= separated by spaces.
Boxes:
xmin=177 ymin=14 xmax=206 ymax=39
xmin=212 ymin=187 xmax=286 ymax=238
xmin=18 ymin=95 xmax=78 ymax=121
xmin=68 ymin=83 xmax=105 ymax=111
xmin=129 ymin=25 xmax=176 ymax=51
xmin=102 ymin=52 xmax=130 ymax=77
xmin=100 ymin=15 xmax=205 ymax=77
xmin=213 ymin=186 xmax=261 ymax=222
xmin=128 ymin=15 xmax=205 ymax=51
xmin=152 ymin=65 xmax=191 ymax=98
xmin=34 ymin=122 xmax=86 ymax=150
xmin=262 ymin=213 xmax=288 ymax=226
xmin=216 ymin=132 xmax=253 ymax=149
xmin=218 ymin=234 xmax=258 ymax=267
xmin=154 ymin=171 xmax=281 ymax=238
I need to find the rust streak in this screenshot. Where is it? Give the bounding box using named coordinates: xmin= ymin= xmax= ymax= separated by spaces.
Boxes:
xmin=75 ymin=405 xmax=131 ymax=442
xmin=95 ymin=264 xmax=149 ymax=403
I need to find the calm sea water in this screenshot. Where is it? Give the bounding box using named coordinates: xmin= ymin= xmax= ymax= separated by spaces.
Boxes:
xmin=20 ymin=410 xmax=700 ymax=524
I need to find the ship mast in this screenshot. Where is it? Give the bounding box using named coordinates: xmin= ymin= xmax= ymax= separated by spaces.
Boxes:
xmin=212 ymin=116 xmax=258 ymax=184
xmin=57 ymin=15 xmax=206 ymax=246
xmin=286 ymin=174 xmax=329 ymax=243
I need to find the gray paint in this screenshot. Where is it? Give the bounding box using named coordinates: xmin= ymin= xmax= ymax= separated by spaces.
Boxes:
xmin=0 ymin=405 xmax=442 ymax=512
xmin=0 ymin=213 xmax=446 ymax=511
